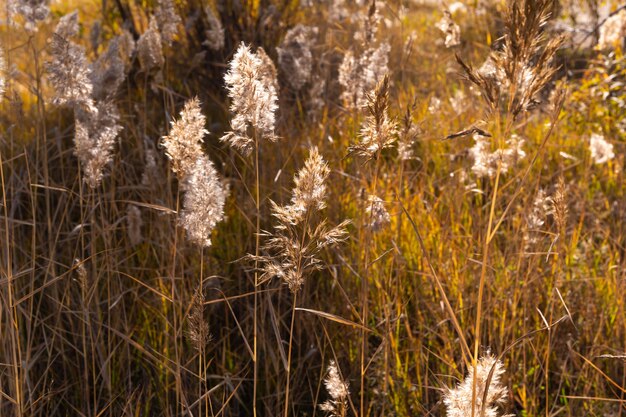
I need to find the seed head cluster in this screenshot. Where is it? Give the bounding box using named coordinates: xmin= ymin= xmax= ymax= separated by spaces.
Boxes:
xmin=436 ymin=10 xmax=461 ymax=48
xmin=339 ymin=42 xmax=390 ymax=109
xmin=443 ymin=355 xmax=513 ymax=417
xmin=257 ymin=147 xmax=349 ymax=292
xmin=320 ymin=361 xmax=349 ymax=417
xmin=277 ymin=24 xmax=318 ymax=91
xmin=350 ymin=75 xmax=398 ymax=160
xmin=9 ymin=0 xmax=50 ymax=31
xmin=155 ymin=0 xmax=181 ymax=47
xmin=161 ymin=98 xmax=228 ymax=248
xmin=47 ymin=12 xmax=94 ymax=111
xmin=221 ymin=43 xmax=279 ymax=155
xmin=203 ymin=6 xmax=225 ymax=51
xmin=137 ymin=16 xmax=164 ymax=72
xmin=161 ymin=98 xmax=207 ymax=177
xmin=469 ymin=134 xmax=526 ymax=178
xmin=588 ymin=133 xmax=614 ymax=164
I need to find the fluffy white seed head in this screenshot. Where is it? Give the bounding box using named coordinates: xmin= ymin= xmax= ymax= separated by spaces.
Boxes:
xmin=365 ymin=195 xmax=390 ymax=232
xmin=469 ymin=134 xmax=526 ymax=178
xmin=597 ymin=9 xmax=626 ymax=50
xmin=8 ymin=0 xmax=50 ymax=31
xmin=436 ymin=10 xmax=461 ymax=48
xmin=221 ymin=42 xmax=279 ymax=155
xmin=179 ymin=155 xmax=228 ymax=247
xmin=161 ymin=98 xmax=208 ymax=178
xmin=320 ymin=361 xmax=350 ymax=416
xmin=589 ymin=133 xmax=614 ymax=164
xmin=273 ymin=146 xmax=330 ymax=225
xmin=339 ymin=42 xmax=390 ymax=109
xmin=443 ymin=355 xmax=512 ymax=417
xmin=74 ymin=101 xmax=122 ymax=188
xmin=47 ymin=12 xmax=95 ymax=112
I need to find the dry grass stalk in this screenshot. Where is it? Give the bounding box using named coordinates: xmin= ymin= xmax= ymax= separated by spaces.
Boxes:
xmin=255 ymin=147 xmax=349 ymax=292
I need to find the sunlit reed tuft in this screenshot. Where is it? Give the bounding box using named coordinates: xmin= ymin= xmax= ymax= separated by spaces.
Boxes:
xmin=221 ymin=42 xmax=279 ymax=155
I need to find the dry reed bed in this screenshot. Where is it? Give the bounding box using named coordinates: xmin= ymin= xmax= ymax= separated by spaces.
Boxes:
xmin=0 ymin=0 xmax=625 ymax=416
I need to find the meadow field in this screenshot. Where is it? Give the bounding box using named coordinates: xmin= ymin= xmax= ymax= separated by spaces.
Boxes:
xmin=1 ymin=0 xmax=625 ymax=415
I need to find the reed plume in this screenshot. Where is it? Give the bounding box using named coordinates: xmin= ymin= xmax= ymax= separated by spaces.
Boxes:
xmin=588 ymin=133 xmax=614 ymax=164
xmin=162 ymin=98 xmax=228 ymax=247
xmin=137 ymin=16 xmax=164 ymax=72
xmin=155 ymin=0 xmax=181 ymax=46
xmin=47 ymin=11 xmax=95 ymax=111
xmin=349 ymin=74 xmax=397 ymax=160
xmin=277 ymin=24 xmax=317 ymax=90
xmin=436 ymin=10 xmax=461 ymax=48
xmin=161 ymin=97 xmax=207 ymax=178
xmin=256 ymin=147 xmax=349 ymax=292
xmin=364 ymin=194 xmax=390 ymax=232
xmin=203 ymin=6 xmax=225 ymax=51
xmin=456 ymin=0 xmax=563 ymax=118
xmin=8 ymin=0 xmax=49 ymax=31
xmin=443 ymin=354 xmax=512 ymax=417
xmin=221 ymin=42 xmax=279 ymax=155
xmin=320 ymin=361 xmax=350 ymax=417
xmin=179 ymin=155 xmax=228 ymax=248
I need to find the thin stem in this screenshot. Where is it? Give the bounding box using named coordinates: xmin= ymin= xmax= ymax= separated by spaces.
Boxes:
xmin=253 ymin=137 xmax=260 ymax=417
xmin=283 ymin=291 xmax=298 ymax=417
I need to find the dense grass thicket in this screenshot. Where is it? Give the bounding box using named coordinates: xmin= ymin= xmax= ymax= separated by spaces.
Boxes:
xmin=1 ymin=0 xmax=625 ymax=416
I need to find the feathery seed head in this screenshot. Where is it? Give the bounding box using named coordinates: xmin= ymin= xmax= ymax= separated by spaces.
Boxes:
xmin=443 ymin=354 xmax=512 ymax=417
xmin=436 ymin=10 xmax=461 ymax=48
xmin=155 ymin=0 xmax=181 ymax=46
xmin=187 ymin=286 xmax=211 ymax=352
xmin=589 ymin=133 xmax=614 ymax=164
xmin=74 ymin=101 xmax=122 ymax=188
xmin=365 ymin=194 xmax=390 ymax=232
xmin=339 ymin=42 xmax=390 ymax=109
xmin=161 ymin=98 xmax=207 ymax=178
xmin=47 ymin=11 xmax=95 ymax=112
xmin=320 ymin=361 xmax=349 ymax=417
xmin=137 ymin=16 xmax=164 ymax=72
xmin=597 ymin=9 xmax=626 ymax=50
xmin=203 ymin=6 xmax=225 ymax=51
xmin=179 ymin=155 xmax=228 ymax=248
xmin=277 ymin=24 xmax=317 ymax=90
xmin=9 ymin=0 xmax=50 ymax=31
xmin=258 ymin=147 xmax=348 ymax=292
xmin=221 ymin=42 xmax=279 ymax=155
xmin=469 ymin=134 xmax=526 ymax=178
xmin=351 ymin=74 xmax=398 ymax=160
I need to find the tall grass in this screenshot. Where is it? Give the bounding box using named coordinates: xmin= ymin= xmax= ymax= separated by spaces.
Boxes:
xmin=1 ymin=0 xmax=625 ymax=416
